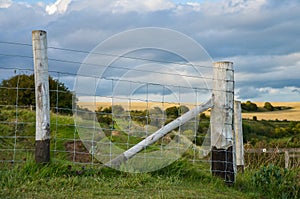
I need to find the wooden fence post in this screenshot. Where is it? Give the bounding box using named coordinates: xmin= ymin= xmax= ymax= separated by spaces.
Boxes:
xmin=285 ymin=150 xmax=289 ymax=169
xmin=210 ymin=61 xmax=235 ymax=183
xmin=32 ymin=30 xmax=50 ymax=163
xmin=234 ymin=100 xmax=244 ymax=172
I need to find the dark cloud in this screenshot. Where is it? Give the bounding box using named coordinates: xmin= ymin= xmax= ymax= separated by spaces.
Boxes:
xmin=292 ymin=89 xmax=300 ymax=94
xmin=237 ymin=86 xmax=262 ymax=100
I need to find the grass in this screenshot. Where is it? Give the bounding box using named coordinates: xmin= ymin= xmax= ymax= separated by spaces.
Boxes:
xmin=1 ymin=105 xmax=300 ymax=198
xmin=0 ymin=158 xmax=262 ymax=199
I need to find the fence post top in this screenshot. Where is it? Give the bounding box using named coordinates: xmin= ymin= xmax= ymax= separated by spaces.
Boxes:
xmin=32 ymin=30 xmax=47 ymax=35
xmin=214 ymin=61 xmax=233 ymax=64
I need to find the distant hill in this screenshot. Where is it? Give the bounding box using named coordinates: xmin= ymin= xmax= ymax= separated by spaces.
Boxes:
xmin=78 ymin=101 xmax=300 ymax=121
xmin=242 ymin=102 xmax=300 ymax=121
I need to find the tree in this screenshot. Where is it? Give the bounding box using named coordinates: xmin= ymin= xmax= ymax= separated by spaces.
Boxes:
xmin=112 ymin=105 xmax=125 ymax=117
xmin=178 ymin=105 xmax=189 ymax=115
xmin=96 ymin=106 xmax=113 ymax=127
xmin=149 ymin=107 xmax=164 ymax=127
xmin=264 ymin=102 xmax=274 ymax=111
xmin=241 ymin=101 xmax=258 ymax=112
xmin=0 ymin=74 xmax=73 ymax=114
xmin=165 ymin=106 xmax=178 ymax=118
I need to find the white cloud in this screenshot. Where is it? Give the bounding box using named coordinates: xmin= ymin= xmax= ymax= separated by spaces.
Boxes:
xmin=190 ymin=0 xmax=267 ymax=16
xmin=0 ymin=0 xmax=12 ymax=8
xmin=112 ymin=0 xmax=175 ymax=13
xmin=186 ymin=2 xmax=200 ymax=11
xmin=46 ymin=0 xmax=71 ymax=15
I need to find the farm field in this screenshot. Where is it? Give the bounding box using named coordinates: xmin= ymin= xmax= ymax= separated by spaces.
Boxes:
xmin=78 ymin=101 xmax=300 ymax=121
xmin=242 ymin=102 xmax=300 ymax=121
xmin=78 ymin=101 xmax=198 ymax=111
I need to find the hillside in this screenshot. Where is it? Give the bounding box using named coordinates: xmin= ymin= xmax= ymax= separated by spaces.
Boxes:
xmin=242 ymin=102 xmax=300 ymax=121
xmin=78 ymin=101 xmax=300 ymax=121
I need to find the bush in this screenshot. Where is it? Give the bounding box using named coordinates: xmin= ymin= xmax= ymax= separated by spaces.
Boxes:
xmin=264 ymin=102 xmax=274 ymax=111
xmin=252 ymin=164 xmax=299 ymax=198
xmin=241 ymin=101 xmax=258 ymax=112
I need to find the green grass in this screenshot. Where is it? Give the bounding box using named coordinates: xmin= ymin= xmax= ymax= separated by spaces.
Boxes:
xmin=0 ymin=107 xmax=78 ymax=161
xmin=0 ymin=158 xmax=261 ymax=199
xmin=1 ymin=158 xmax=299 ymax=198
xmin=1 ymin=108 xmax=299 ymax=198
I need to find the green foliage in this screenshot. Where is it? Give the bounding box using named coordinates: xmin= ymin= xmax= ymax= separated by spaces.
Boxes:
xmin=264 ymin=102 xmax=274 ymax=111
xmin=165 ymin=106 xmax=179 ymax=118
xmin=149 ymin=106 xmax=164 ymax=127
xmin=129 ymin=109 xmax=148 ymax=125
xmin=165 ymin=105 xmax=189 ymax=119
xmin=242 ymin=101 xmax=258 ymax=112
xmin=97 ymin=105 xmax=191 ymax=128
xmin=0 ymin=74 xmax=73 ymax=114
xmin=242 ymin=119 xmax=300 ymax=147
xmin=95 ymin=106 xmax=113 ymax=128
xmin=241 ymin=101 xmax=291 ymax=113
xmin=252 ymin=164 xmax=299 ymax=199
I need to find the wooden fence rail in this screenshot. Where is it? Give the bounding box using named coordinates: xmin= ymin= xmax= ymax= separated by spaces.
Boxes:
xmin=245 ymin=148 xmax=300 ymax=169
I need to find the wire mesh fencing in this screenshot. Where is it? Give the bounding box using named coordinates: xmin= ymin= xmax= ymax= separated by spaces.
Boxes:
xmin=0 ymin=35 xmax=238 ymax=183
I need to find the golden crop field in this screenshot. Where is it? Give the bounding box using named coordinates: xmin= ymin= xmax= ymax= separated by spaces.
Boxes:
xmin=78 ymin=101 xmax=199 ymax=111
xmin=241 ymin=102 xmax=300 ymax=121
xmin=78 ymin=101 xmax=300 ymax=121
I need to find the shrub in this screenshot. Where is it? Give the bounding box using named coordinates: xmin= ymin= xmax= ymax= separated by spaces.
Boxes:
xmin=264 ymin=102 xmax=274 ymax=111
xmin=252 ymin=164 xmax=299 ymax=198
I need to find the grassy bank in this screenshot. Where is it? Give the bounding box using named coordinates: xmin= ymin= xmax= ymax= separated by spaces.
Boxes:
xmin=1 ymin=158 xmax=299 ymax=199
xmin=1 ymin=106 xmax=300 ymax=198
xmin=0 ymin=159 xmax=258 ymax=199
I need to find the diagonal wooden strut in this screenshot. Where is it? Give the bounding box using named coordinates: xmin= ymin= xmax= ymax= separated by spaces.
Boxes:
xmin=106 ymin=98 xmax=213 ymax=167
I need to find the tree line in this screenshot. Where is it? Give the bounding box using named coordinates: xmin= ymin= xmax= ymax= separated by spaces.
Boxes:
xmin=241 ymin=101 xmax=291 ymax=112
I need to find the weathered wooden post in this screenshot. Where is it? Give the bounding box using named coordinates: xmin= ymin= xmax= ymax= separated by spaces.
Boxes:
xmin=32 ymin=30 xmax=50 ymax=163
xmin=284 ymin=150 xmax=289 ymax=169
xmin=234 ymin=100 xmax=244 ymax=172
xmin=210 ymin=61 xmax=235 ymax=183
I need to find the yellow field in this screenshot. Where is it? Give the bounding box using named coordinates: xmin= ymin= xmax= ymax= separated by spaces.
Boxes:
xmin=241 ymin=102 xmax=300 ymax=121
xmin=78 ymin=101 xmax=300 ymax=121
xmin=78 ymin=101 xmax=199 ymax=111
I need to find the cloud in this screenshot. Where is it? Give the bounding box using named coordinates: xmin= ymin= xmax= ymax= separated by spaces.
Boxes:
xmin=237 ymin=86 xmax=300 ymax=101
xmin=0 ymin=0 xmax=12 ymax=8
xmin=112 ymin=0 xmax=175 ymax=13
xmin=0 ymin=0 xmax=300 ymax=102
xmin=237 ymin=87 xmax=262 ymax=100
xmin=292 ymin=89 xmax=300 ymax=94
xmin=46 ymin=0 xmax=71 ymax=15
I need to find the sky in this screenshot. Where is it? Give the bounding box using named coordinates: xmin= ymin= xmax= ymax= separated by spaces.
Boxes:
xmin=0 ymin=0 xmax=300 ymax=102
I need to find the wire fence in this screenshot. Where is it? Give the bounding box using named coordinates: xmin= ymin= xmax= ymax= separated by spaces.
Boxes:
xmin=0 ymin=35 xmax=240 ymax=184
xmin=0 ymin=38 xmax=215 ymax=165
xmin=1 ymin=35 xmax=299 ymax=180
xmin=1 ymin=37 xmax=299 ymax=184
